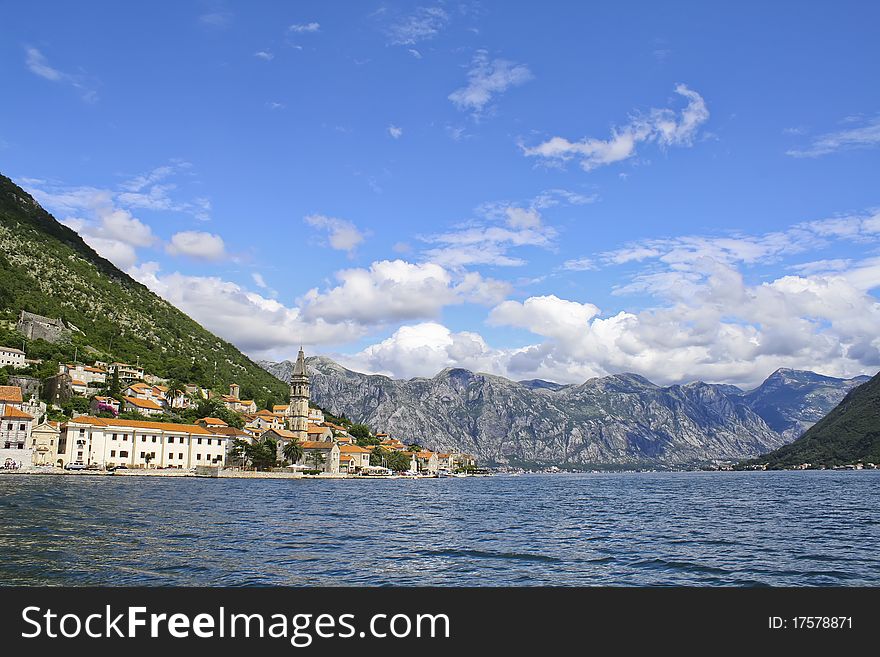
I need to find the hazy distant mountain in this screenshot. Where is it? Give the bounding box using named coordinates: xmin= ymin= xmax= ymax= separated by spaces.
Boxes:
xmin=756 ymin=371 xmax=880 ymax=468
xmin=260 ymin=357 xmax=868 ymax=468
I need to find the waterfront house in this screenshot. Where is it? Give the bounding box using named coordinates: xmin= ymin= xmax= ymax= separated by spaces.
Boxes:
xmin=31 ymin=420 xmax=60 ymax=466
xmin=58 ymin=416 xmax=226 ymax=469
xmin=338 ymin=444 xmax=371 ymax=473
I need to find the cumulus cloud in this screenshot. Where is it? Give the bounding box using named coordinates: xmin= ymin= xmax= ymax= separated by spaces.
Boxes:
xmin=304 ymin=214 xmax=366 ymax=254
xmin=166 ymin=231 xmax=227 ymax=260
xmin=28 ymin=184 xmax=155 ymax=269
xmin=338 ymin=322 xmax=505 ymax=380
xmin=448 ymin=50 xmax=533 ymax=117
xmin=299 ymin=260 xmax=510 ymax=324
xmin=129 ymin=262 xmax=363 ymax=354
xmin=787 ymin=115 xmax=880 ymax=158
xmin=522 ymin=84 xmax=708 ymax=171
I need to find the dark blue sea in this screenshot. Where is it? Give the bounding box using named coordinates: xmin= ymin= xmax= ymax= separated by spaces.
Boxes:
xmin=1 ymin=471 xmax=878 ymax=586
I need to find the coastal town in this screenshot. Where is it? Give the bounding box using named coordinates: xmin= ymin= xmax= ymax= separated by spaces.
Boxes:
xmin=1 ymin=312 xmax=478 ymax=479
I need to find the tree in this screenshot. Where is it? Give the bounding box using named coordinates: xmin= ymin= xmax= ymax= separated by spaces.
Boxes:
xmin=108 ymin=367 xmax=121 ymax=396
xmin=349 ymin=423 xmax=372 ymax=441
xmin=381 ymin=449 xmax=410 ymax=472
xmin=229 ymin=438 xmax=249 ymax=467
xmin=307 ymin=449 xmax=326 ymax=471
xmin=370 ymin=446 xmax=389 ymax=467
xmin=246 ymin=436 xmax=278 ymax=470
xmin=282 ymin=438 xmax=303 ymax=465
xmin=165 ymin=379 xmax=187 ymax=411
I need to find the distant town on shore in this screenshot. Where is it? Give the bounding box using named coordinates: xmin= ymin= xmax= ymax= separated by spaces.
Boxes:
xmin=1 ymin=316 xmax=479 ymax=478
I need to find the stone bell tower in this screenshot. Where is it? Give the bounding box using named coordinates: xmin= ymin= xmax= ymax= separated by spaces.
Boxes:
xmin=289 ymin=346 xmax=310 ymax=442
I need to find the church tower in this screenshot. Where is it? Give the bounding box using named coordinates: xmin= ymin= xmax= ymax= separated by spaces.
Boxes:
xmin=289 ymin=346 xmax=310 ymax=442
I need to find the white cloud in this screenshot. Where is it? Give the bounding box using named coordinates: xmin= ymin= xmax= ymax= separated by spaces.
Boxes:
xmin=562 ymin=258 xmax=596 ymax=271
xmin=599 ymin=210 xmax=880 ymax=271
xmin=448 ymin=50 xmax=533 ymax=116
xmin=787 ymin=115 xmax=880 ymax=158
xmin=388 ymin=124 xmax=403 ymax=139
xmin=304 ymin=214 xmax=366 ymax=254
xmin=339 ymin=322 xmax=504 ymax=380
xmin=24 ymin=47 xmax=97 ymax=102
xmin=522 ymin=84 xmax=708 ymax=171
xmin=386 ymin=6 xmax=449 ymax=45
xmin=420 ymin=203 xmax=557 ymax=268
xmin=289 ymin=22 xmax=320 ymax=33
xmin=166 ymin=231 xmax=227 ymax=260
xmin=299 ymin=260 xmax=510 ymax=324
xmin=408 ymin=49 xmax=423 ymax=59
xmin=251 ymin=272 xmax=268 ymax=288
xmin=254 ymin=51 xmax=274 ymax=61
xmin=129 ymin=262 xmax=363 ymax=353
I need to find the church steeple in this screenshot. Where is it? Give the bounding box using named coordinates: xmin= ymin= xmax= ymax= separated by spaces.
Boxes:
xmin=289 ymin=346 xmax=310 ymax=442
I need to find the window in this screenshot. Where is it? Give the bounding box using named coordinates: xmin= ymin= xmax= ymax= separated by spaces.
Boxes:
xmin=140 ymin=452 xmax=145 ymax=458
xmin=179 ymin=453 xmax=183 ymax=460
xmin=196 ymin=454 xmax=201 ymax=460
xmin=168 ymin=437 xmax=174 ymax=443
xmin=151 ymin=436 xmax=157 ymax=443
xmin=6 ymin=423 xmax=11 ymax=431
xmin=112 ymin=433 xmax=118 ymax=441
xmin=110 ymin=450 xmax=116 ymax=457
xmin=197 ymin=438 xmax=202 ymax=445
xmin=141 ymin=436 xmax=146 ymax=442
xmin=168 ymin=453 xmax=174 ymax=459
xmin=119 ymin=451 xmax=128 ymax=458
xmin=19 ymin=424 xmax=25 ymax=431
xmin=123 ymin=435 xmax=128 ymax=442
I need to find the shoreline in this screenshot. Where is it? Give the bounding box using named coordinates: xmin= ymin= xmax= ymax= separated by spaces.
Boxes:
xmin=0 ymin=468 xmax=450 ymax=480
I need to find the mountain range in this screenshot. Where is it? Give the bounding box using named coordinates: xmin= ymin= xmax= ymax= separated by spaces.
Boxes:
xmin=260 ymin=358 xmax=869 ymax=468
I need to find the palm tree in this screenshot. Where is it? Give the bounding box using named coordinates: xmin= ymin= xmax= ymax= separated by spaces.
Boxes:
xmin=283 ymin=438 xmax=303 ymax=466
xmin=165 ymin=379 xmax=188 ymax=411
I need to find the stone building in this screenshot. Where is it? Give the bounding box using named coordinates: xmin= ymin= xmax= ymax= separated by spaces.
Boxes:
xmin=288 ymin=347 xmax=310 ymax=443
xmin=16 ymin=310 xmax=69 ymax=343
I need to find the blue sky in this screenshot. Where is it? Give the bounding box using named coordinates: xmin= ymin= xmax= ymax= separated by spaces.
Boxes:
xmin=3 ymin=1 xmax=880 ymax=387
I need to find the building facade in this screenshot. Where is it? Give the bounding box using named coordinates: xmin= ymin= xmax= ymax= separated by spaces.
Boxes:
xmin=58 ymin=417 xmax=226 ymax=469
xmin=288 ymin=347 xmax=310 ymax=442
xmin=0 ymin=346 xmax=26 ymax=369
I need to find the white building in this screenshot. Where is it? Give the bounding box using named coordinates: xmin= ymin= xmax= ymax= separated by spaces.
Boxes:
xmin=31 ymin=421 xmax=60 ymax=466
xmin=58 ymin=417 xmax=226 ymax=469
xmin=0 ymin=346 xmax=26 ymax=369
xmin=60 ymin=363 xmax=107 ymax=386
xmin=1 ymin=404 xmax=34 ymax=468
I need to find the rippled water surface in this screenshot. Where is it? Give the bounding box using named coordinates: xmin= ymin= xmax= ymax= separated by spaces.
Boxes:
xmin=1 ymin=471 xmax=878 ymax=586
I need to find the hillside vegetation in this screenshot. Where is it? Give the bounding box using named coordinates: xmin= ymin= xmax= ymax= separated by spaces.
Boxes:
xmin=754 ymin=372 xmax=880 ymax=468
xmin=0 ymin=173 xmax=287 ymax=406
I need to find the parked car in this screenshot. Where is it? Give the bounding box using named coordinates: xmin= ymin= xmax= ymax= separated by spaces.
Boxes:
xmin=108 ymin=464 xmax=128 ymax=471
xmin=64 ymin=463 xmax=86 ymax=470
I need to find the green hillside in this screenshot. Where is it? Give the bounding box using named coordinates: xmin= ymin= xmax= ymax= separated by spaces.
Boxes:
xmin=0 ymin=173 xmax=287 ymax=406
xmin=753 ymin=372 xmax=880 ymax=468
